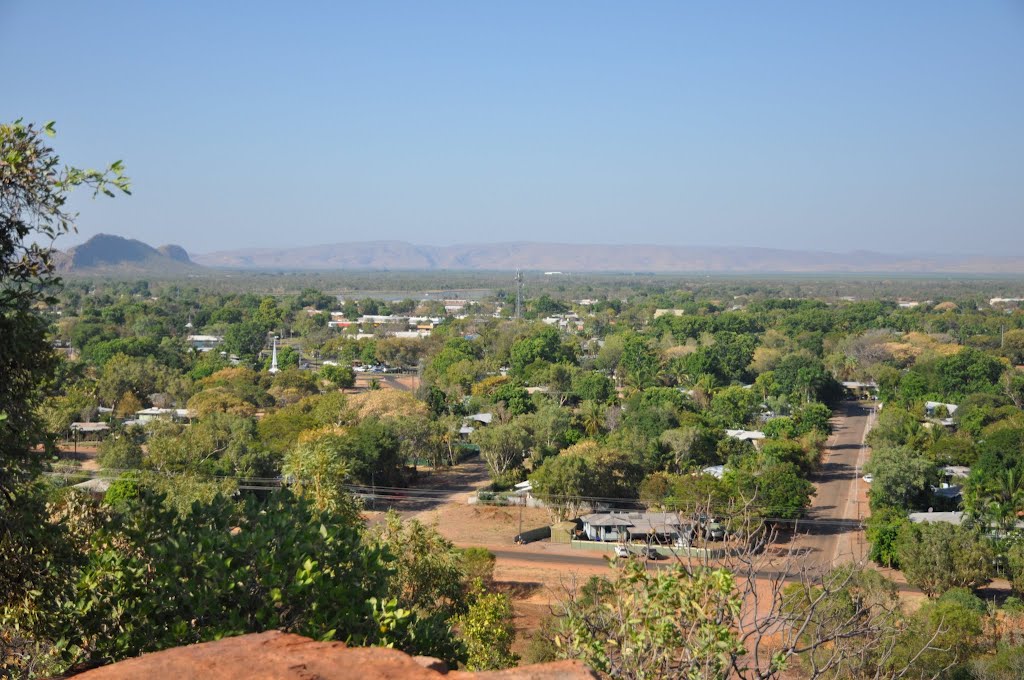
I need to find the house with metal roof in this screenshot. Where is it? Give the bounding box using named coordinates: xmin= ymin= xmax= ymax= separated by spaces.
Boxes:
xmin=924 ymin=401 xmax=959 ymax=427
xmin=580 ymin=511 xmax=685 ymax=542
xmin=72 ymin=477 xmax=112 ymax=498
xmin=725 ymin=429 xmax=766 ymax=444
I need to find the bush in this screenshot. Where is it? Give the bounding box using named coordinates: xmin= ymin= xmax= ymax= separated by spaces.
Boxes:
xmin=1002 ymin=596 xmax=1024 ymax=615
xmin=460 ymin=547 xmax=496 ymax=585
xmin=27 ymin=490 xmax=462 ymax=669
xmin=865 ymin=508 xmax=907 ymax=569
xmin=456 ymin=587 xmax=518 ymax=671
xmin=896 ymin=521 xmax=994 ymax=596
xmin=103 ymin=473 xmax=142 ymax=508
xmin=936 ymin=587 xmax=987 ymax=614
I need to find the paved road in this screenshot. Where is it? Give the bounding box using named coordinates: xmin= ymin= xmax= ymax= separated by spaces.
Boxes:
xmin=488 ymin=545 xmax=920 ymax=593
xmin=799 ymin=400 xmax=874 ymax=567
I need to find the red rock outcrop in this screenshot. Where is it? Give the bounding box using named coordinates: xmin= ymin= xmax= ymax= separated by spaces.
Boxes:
xmin=70 ymin=631 xmax=597 ymax=679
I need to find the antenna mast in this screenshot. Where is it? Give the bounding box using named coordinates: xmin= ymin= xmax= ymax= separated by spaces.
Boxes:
xmin=515 ymin=270 xmax=524 ymax=319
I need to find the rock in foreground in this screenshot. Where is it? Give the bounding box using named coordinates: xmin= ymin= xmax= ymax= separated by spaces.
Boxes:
xmin=71 ymin=631 xmax=596 ymax=679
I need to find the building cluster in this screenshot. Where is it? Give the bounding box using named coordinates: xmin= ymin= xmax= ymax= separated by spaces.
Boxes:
xmin=69 ymin=407 xmax=195 ymax=444
xmin=540 ymin=311 xmax=585 ymax=332
xmin=311 ymin=311 xmax=443 ymax=339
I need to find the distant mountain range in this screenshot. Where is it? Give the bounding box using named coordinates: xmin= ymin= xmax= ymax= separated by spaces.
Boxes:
xmin=55 ymin=234 xmax=200 ymax=274
xmin=56 ymin=234 xmax=1024 ymax=275
xmin=193 ymin=240 xmax=1024 ymax=274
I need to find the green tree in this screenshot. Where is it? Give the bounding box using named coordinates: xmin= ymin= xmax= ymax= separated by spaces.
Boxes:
xmin=886 ymin=588 xmax=989 ymax=676
xmin=772 ymin=353 xmax=841 ymax=405
xmin=895 ymin=521 xmax=994 ymax=596
xmin=530 ymin=453 xmax=595 ymax=521
xmin=553 ymin=560 xmax=745 ymax=679
xmin=579 ymin=400 xmax=606 ymax=437
xmin=459 ymin=547 xmax=496 ymax=586
xmin=542 ymin=362 xmax=576 ymax=405
xmin=38 ymin=384 xmax=98 ymax=436
xmin=471 ymin=421 xmax=531 ymax=483
xmin=322 ymin=420 xmax=405 ymax=488
xmin=223 ymin=321 xmax=268 ymax=361
xmin=966 ymin=467 xmax=1024 ymax=534
xmin=571 ymin=370 xmax=614 ymax=404
xmin=257 ymin=399 xmax=319 ymax=454
xmin=641 ymin=471 xmax=729 ymax=514
xmin=146 ymin=411 xmax=273 ymax=479
xmin=620 ymin=334 xmax=661 ymax=391
xmin=933 ymin=347 xmax=1005 ymax=401
xmin=864 ymin=447 xmax=938 ymax=512
xmin=865 ymin=508 xmax=907 ymax=568
xmin=762 ymin=416 xmax=798 ymax=439
xmin=98 ymin=434 xmax=143 ymax=471
xmin=727 ymin=461 xmax=814 ymax=519
xmin=707 ymin=385 xmax=760 ymax=428
xmin=252 ymin=296 xmax=283 ymax=332
xmin=430 ymin=414 xmax=464 ymax=467
xmin=457 ymin=586 xmax=518 ymax=671
xmin=659 ymin=426 xmax=716 ymax=473
xmin=794 ymin=401 xmax=832 ymax=435
xmin=491 ymin=380 xmax=534 ymax=415
xmin=37 ymin=490 xmax=464 ymax=668
xmin=520 ymin=400 xmax=574 ymax=459
xmin=509 ymin=326 xmax=573 ymax=378
xmin=283 ymin=437 xmax=355 ymax=516
xmin=371 ymin=512 xmax=468 ymax=617
xmin=1005 ymin=541 xmax=1024 ymax=596
xmin=96 ymin=353 xmax=169 ymax=407
xmin=1 ymin=119 xmax=129 ymax=644
xmin=866 ymin=405 xmax=926 ymax=450
xmin=320 ymin=363 xmax=355 ymax=388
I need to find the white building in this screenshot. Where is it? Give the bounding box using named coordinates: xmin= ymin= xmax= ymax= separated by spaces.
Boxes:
xmin=725 ymin=429 xmax=766 ymax=443
xmin=187 ymin=334 xmax=223 ymax=352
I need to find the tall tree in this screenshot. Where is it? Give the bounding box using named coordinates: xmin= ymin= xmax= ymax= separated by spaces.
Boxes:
xmin=471 ymin=421 xmax=532 ymax=482
xmin=620 ymin=334 xmax=661 ymax=391
xmin=1 ymin=120 xmax=129 ymax=622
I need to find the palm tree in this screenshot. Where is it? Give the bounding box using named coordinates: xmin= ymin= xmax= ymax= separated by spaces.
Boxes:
xmin=580 ymin=400 xmax=605 ymax=438
xmin=982 ymin=468 xmax=1024 ymax=533
xmin=666 ymin=357 xmax=691 ymax=388
xmin=691 ymin=374 xmax=717 ymax=410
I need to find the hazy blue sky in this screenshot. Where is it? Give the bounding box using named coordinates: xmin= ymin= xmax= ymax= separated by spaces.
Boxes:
xmin=4 ymin=2 xmax=1023 ymax=255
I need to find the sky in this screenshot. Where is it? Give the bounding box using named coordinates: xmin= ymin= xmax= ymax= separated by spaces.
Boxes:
xmin=3 ymin=1 xmax=1023 ymax=255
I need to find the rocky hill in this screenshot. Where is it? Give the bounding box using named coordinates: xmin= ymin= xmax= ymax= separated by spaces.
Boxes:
xmin=193 ymin=240 xmax=1024 ymax=274
xmin=56 ymin=234 xmax=201 ymax=274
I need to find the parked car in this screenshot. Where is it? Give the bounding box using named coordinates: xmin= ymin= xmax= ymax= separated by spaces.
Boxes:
xmin=674 ymin=523 xmax=696 ymax=548
xmin=640 ymin=546 xmax=667 ymax=561
xmin=862 ymin=474 xmax=873 ymax=483
xmin=694 ymin=514 xmax=726 ymax=541
xmin=613 ymin=545 xmax=631 ymax=558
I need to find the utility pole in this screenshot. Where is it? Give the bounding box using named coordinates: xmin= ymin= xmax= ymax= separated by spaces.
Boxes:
xmin=518 ymin=496 xmax=524 ymax=542
xmin=516 ymin=268 xmax=524 ymax=319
